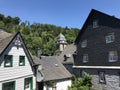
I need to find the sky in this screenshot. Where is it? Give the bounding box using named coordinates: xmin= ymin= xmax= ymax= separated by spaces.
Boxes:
xmin=0 ymin=0 xmax=120 ymax=29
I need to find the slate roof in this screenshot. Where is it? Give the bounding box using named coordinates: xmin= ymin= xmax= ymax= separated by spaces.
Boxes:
xmin=56 ymin=33 xmax=67 ymax=43
xmin=0 ymin=31 xmax=14 ymax=54
xmin=38 ymin=56 xmax=72 ymax=81
xmin=58 ymin=44 xmax=76 ymax=64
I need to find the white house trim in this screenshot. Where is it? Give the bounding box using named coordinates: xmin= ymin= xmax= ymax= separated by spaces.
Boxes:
xmin=73 ymin=65 xmax=120 ymax=69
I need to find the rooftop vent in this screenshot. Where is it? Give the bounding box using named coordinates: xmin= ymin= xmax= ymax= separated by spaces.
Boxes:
xmin=55 ymin=64 xmax=58 ymax=67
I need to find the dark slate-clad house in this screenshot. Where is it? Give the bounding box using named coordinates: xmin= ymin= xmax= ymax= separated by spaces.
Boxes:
xmin=73 ymin=9 xmax=120 ymax=90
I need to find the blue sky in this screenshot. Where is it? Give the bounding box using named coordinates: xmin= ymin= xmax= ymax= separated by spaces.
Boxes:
xmin=0 ymin=0 xmax=120 ymax=29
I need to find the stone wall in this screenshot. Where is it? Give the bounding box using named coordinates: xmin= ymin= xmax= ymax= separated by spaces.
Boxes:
xmin=74 ymin=68 xmax=120 ymax=90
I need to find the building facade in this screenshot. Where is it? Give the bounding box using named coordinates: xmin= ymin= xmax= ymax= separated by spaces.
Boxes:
xmin=0 ymin=31 xmax=38 ymax=90
xmin=73 ymin=9 xmax=120 ymax=90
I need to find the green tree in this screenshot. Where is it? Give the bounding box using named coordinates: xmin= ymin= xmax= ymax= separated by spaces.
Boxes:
xmin=68 ymin=72 xmax=92 ymax=90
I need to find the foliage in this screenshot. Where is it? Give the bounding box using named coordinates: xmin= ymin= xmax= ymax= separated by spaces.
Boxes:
xmin=68 ymin=72 xmax=92 ymax=90
xmin=0 ymin=13 xmax=79 ymax=56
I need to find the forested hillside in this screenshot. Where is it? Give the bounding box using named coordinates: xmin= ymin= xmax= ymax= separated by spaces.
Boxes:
xmin=0 ymin=14 xmax=79 ymax=56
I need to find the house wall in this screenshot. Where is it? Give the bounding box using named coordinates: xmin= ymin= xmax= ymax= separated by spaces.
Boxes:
xmin=74 ymin=68 xmax=120 ymax=90
xmin=75 ymin=26 xmax=120 ymax=66
xmin=43 ymin=79 xmax=71 ymax=90
xmin=0 ymin=36 xmax=36 ymax=90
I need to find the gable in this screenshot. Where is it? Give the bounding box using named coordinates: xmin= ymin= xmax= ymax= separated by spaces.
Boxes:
xmin=75 ymin=9 xmax=120 ymax=44
xmin=0 ymin=32 xmax=34 ymax=66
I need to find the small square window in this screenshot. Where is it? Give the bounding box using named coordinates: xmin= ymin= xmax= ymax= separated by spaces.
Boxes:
xmin=83 ymin=54 xmax=88 ymax=63
xmin=106 ymin=33 xmax=115 ymax=43
xmin=81 ymin=40 xmax=87 ymax=48
xmin=4 ymin=55 xmax=13 ymax=67
xmin=99 ymin=71 xmax=106 ymax=84
xmin=19 ymin=56 xmax=25 ymax=66
xmin=93 ymin=20 xmax=98 ymax=28
xmin=109 ymin=51 xmax=118 ymax=62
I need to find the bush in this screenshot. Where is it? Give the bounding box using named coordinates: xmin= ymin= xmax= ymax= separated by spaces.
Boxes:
xmin=68 ymin=72 xmax=92 ymax=90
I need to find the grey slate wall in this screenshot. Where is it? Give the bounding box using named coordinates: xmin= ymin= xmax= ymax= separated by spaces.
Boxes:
xmin=75 ymin=26 xmax=120 ymax=66
xmin=74 ymin=68 xmax=120 ymax=90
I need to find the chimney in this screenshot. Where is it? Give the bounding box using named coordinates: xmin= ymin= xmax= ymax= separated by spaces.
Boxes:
xmin=37 ymin=48 xmax=42 ymax=59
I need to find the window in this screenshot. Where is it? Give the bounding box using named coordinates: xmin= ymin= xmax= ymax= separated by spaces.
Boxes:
xmin=99 ymin=71 xmax=106 ymax=83
xmin=81 ymin=40 xmax=87 ymax=48
xmin=2 ymin=81 xmax=15 ymax=90
xmin=19 ymin=56 xmax=25 ymax=66
xmin=24 ymin=77 xmax=33 ymax=90
xmin=106 ymin=33 xmax=115 ymax=43
xmin=109 ymin=51 xmax=118 ymax=62
xmin=93 ymin=20 xmax=98 ymax=28
xmin=4 ymin=55 xmax=13 ymax=67
xmin=83 ymin=54 xmax=88 ymax=63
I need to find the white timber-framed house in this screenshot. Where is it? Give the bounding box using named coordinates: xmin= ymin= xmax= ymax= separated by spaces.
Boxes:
xmin=0 ymin=30 xmax=42 ymax=90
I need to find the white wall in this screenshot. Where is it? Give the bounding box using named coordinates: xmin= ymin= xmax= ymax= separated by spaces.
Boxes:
xmin=0 ymin=46 xmax=34 ymax=81
xmin=0 ymin=35 xmax=36 ymax=90
xmin=44 ymin=79 xmax=71 ymax=90
xmin=56 ymin=79 xmax=71 ymax=90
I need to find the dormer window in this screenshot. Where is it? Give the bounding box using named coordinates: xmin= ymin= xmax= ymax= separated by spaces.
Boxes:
xmin=93 ymin=20 xmax=98 ymax=28
xmin=83 ymin=54 xmax=88 ymax=63
xmin=106 ymin=33 xmax=115 ymax=43
xmin=81 ymin=40 xmax=87 ymax=48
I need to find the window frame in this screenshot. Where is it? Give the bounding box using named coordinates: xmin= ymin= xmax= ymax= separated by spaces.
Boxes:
xmin=19 ymin=56 xmax=25 ymax=66
xmin=4 ymin=55 xmax=13 ymax=67
xmin=83 ymin=54 xmax=88 ymax=63
xmin=109 ymin=51 xmax=118 ymax=62
xmin=106 ymin=33 xmax=115 ymax=43
xmin=93 ymin=20 xmax=98 ymax=28
xmin=24 ymin=77 xmax=33 ymax=90
xmin=81 ymin=40 xmax=87 ymax=48
xmin=99 ymin=71 xmax=106 ymax=84
xmin=2 ymin=81 xmax=15 ymax=90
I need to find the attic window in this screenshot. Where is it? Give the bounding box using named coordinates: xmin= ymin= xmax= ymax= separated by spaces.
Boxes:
xmin=93 ymin=20 xmax=98 ymax=28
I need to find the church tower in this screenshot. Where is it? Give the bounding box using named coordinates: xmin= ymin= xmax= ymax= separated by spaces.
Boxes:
xmin=56 ymin=33 xmax=67 ymax=55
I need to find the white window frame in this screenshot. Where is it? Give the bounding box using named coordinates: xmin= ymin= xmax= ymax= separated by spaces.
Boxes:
xmin=83 ymin=54 xmax=88 ymax=63
xmin=99 ymin=71 xmax=106 ymax=83
xmin=93 ymin=20 xmax=98 ymax=28
xmin=81 ymin=40 xmax=87 ymax=48
xmin=106 ymin=33 xmax=115 ymax=43
xmin=109 ymin=51 xmax=118 ymax=62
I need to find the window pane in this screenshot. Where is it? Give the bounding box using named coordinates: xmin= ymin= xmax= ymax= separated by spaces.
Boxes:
xmin=109 ymin=51 xmax=118 ymax=62
xmin=81 ymin=40 xmax=87 ymax=48
xmin=4 ymin=55 xmax=12 ymax=67
xmin=19 ymin=56 xmax=25 ymax=66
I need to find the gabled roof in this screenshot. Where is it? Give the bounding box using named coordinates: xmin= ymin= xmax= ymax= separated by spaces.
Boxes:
xmin=38 ymin=56 xmax=72 ymax=81
xmin=75 ymin=9 xmax=120 ymax=44
xmin=0 ymin=31 xmax=35 ymax=66
xmin=0 ymin=31 xmax=15 ymax=54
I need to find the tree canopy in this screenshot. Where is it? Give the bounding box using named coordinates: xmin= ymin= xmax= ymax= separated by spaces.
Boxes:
xmin=0 ymin=13 xmax=79 ymax=56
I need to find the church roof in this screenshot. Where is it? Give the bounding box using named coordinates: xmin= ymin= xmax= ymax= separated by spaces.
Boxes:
xmin=57 ymin=33 xmax=67 ymax=42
